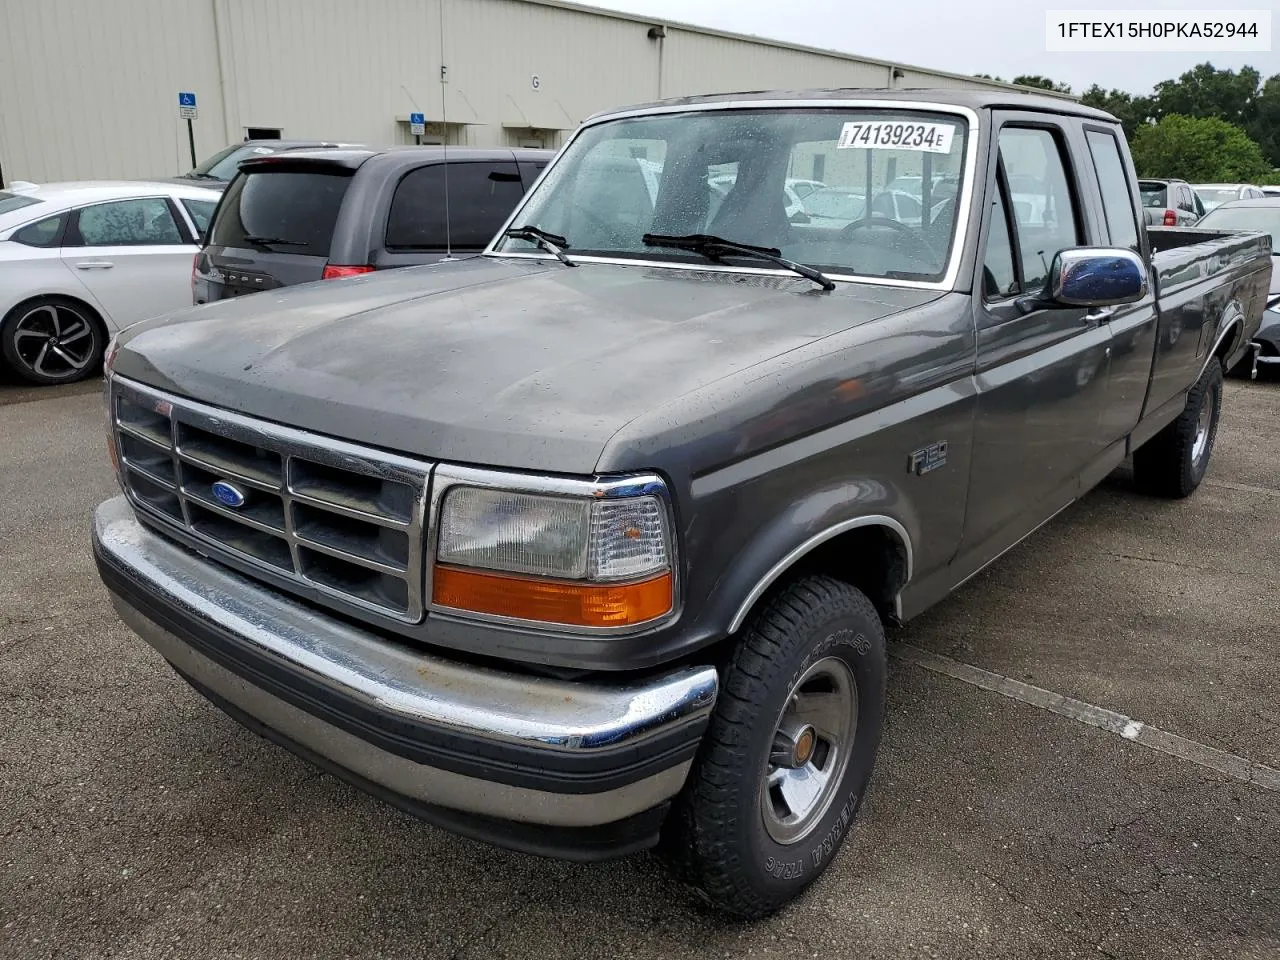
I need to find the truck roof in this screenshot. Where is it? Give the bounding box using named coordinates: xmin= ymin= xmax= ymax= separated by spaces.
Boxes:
xmin=586 ymin=88 xmax=1118 ymax=125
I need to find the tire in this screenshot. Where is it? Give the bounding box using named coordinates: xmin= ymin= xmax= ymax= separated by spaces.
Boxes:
xmin=1 ymin=295 xmax=105 ymax=385
xmin=1133 ymin=358 xmax=1223 ymax=498
xmin=662 ymin=575 xmax=887 ymax=919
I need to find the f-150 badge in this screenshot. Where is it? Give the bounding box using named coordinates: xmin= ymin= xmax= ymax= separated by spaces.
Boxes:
xmin=908 ymin=442 xmax=948 ymax=476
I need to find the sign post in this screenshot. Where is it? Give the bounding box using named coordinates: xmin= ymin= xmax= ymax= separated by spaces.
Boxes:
xmin=178 ymin=92 xmax=198 ymax=169
xmin=409 ymin=112 xmax=425 ymax=145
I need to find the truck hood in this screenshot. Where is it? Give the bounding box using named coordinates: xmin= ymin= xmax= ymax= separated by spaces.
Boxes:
xmin=115 ymin=257 xmax=939 ymax=474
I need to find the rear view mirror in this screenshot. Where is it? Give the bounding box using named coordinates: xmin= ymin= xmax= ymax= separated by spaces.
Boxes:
xmin=789 ymin=210 xmax=811 ymax=225
xmin=1051 ymin=247 xmax=1148 ymax=307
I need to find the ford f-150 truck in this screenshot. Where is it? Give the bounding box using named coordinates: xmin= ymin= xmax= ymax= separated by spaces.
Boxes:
xmin=93 ymin=90 xmax=1273 ymax=919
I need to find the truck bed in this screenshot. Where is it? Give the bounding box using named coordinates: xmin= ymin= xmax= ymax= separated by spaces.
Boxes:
xmin=1143 ymin=226 xmax=1272 ymax=416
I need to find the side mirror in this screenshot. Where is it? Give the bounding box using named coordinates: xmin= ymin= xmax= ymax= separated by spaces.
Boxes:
xmin=789 ymin=209 xmax=811 ymax=225
xmin=1051 ymin=247 xmax=1148 ymax=307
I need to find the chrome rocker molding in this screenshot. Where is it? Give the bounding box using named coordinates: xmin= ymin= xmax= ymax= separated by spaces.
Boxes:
xmin=728 ymin=514 xmax=914 ymax=634
xmin=94 ymin=497 xmax=719 ymax=830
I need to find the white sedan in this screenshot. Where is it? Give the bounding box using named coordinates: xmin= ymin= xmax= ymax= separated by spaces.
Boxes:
xmin=0 ymin=180 xmax=221 ymax=385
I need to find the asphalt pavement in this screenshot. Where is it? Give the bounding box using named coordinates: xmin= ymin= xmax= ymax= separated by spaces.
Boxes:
xmin=1 ymin=376 xmax=1277 ymax=960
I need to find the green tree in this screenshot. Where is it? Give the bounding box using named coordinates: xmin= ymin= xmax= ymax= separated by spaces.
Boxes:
xmin=1247 ymin=74 xmax=1280 ymax=168
xmin=1080 ymin=84 xmax=1157 ymax=141
xmin=1012 ymin=75 xmax=1072 ymax=94
xmin=1130 ymin=114 xmax=1271 ymax=181
xmin=1153 ymin=63 xmax=1261 ymax=127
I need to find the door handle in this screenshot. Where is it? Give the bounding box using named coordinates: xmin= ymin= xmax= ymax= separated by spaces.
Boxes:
xmin=1083 ymin=308 xmax=1114 ymax=326
xmin=74 ymin=261 xmax=114 ymax=270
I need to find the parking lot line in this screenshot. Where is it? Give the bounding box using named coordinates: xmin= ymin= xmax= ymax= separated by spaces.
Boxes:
xmin=1204 ymin=478 xmax=1280 ymax=498
xmin=890 ymin=642 xmax=1280 ymax=792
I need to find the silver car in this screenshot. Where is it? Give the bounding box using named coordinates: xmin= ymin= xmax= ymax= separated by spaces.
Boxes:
xmin=1194 ymin=183 xmax=1268 ymax=213
xmin=1139 ymin=179 xmax=1204 ymax=226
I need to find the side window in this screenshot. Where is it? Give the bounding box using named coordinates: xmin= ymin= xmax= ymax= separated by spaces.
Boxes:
xmin=1179 ymin=187 xmax=1195 ymax=212
xmin=982 ymin=180 xmax=1018 ymax=300
xmin=385 ymin=162 xmax=524 ymax=250
xmin=1084 ymin=130 xmax=1140 ymax=253
xmin=447 ymin=162 xmax=524 ymax=247
xmin=12 ymin=213 xmax=67 ymax=248
xmin=997 ymin=127 xmax=1081 ymax=292
xmin=71 ymin=198 xmax=182 ymax=246
xmin=181 ymin=198 xmax=218 ymax=239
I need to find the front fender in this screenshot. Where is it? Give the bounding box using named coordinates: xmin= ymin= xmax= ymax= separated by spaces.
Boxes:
xmin=683 ymin=472 xmax=922 ymax=642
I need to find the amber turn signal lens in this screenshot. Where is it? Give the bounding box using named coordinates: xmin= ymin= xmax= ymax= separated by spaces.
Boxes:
xmin=432 ymin=565 xmax=672 ymax=627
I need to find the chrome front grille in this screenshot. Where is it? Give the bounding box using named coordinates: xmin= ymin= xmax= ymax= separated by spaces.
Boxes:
xmin=110 ymin=377 xmax=431 ymax=622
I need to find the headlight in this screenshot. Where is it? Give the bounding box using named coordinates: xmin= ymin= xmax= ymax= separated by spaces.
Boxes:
xmin=432 ymin=479 xmax=675 ymax=629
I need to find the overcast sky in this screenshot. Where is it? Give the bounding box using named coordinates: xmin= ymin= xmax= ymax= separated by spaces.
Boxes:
xmin=594 ymin=0 xmax=1278 ymax=95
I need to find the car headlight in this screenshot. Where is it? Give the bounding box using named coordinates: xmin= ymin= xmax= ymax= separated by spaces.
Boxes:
xmin=431 ymin=477 xmax=675 ymax=630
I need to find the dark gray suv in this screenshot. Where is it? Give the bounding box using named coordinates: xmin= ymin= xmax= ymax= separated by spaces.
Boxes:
xmin=193 ymin=147 xmax=553 ymax=303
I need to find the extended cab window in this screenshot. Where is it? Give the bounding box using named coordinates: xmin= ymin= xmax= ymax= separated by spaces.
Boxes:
xmin=385 ymin=162 xmax=524 ymax=250
xmin=997 ymin=128 xmax=1080 ymax=291
xmin=1085 ymin=130 xmax=1140 ymax=252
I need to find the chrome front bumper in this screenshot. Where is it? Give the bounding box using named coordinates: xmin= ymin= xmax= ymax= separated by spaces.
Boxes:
xmin=93 ymin=497 xmax=718 ymax=858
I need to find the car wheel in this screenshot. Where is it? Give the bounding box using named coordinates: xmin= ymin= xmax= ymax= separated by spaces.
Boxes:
xmin=662 ymin=575 xmax=886 ymax=919
xmin=1133 ymin=358 xmax=1222 ymax=498
xmin=0 ymin=296 xmax=105 ymax=385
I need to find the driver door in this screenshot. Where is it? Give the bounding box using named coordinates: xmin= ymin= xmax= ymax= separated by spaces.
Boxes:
xmin=958 ymin=118 xmax=1112 ymax=562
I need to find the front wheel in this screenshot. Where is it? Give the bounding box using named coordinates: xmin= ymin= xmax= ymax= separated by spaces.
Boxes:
xmin=662 ymin=576 xmax=887 ymax=919
xmin=1133 ymin=359 xmax=1223 ymax=498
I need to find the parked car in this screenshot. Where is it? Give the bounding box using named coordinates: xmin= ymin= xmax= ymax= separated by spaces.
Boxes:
xmin=96 ymin=89 xmax=1271 ymax=919
xmin=886 ymin=174 xmax=959 ymax=203
xmin=193 ymin=147 xmax=553 ymax=303
xmin=802 ymin=186 xmax=867 ymax=224
xmin=708 ymin=173 xmax=809 ymax=221
xmin=1195 ymin=197 xmax=1280 ymax=376
xmin=169 ymin=139 xmax=365 ymax=189
xmin=1193 ymin=183 xmax=1268 ymax=212
xmin=0 ymin=180 xmax=221 ymax=384
xmin=1139 ymin=178 xmax=1205 ymax=226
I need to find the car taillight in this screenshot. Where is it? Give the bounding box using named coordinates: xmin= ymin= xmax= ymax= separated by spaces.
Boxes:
xmin=1163 ymin=209 xmax=1177 ymax=226
xmin=322 ymin=264 xmax=375 ymax=280
xmin=191 ymin=253 xmax=200 ymax=299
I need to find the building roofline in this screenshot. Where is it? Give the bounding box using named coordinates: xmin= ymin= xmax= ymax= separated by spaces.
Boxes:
xmin=520 ymin=0 xmax=1080 ymax=101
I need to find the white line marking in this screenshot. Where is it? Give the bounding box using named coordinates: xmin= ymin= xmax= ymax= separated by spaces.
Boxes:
xmin=1205 ymin=478 xmax=1280 ymax=498
xmin=890 ymin=642 xmax=1280 ymax=792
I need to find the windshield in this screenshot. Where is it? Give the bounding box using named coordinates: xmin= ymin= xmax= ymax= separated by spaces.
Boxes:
xmin=1196 ymin=206 xmax=1280 ymax=252
xmin=494 ymin=108 xmax=969 ymax=283
xmin=0 ymin=191 xmax=42 ymax=217
xmin=1138 ymin=183 xmax=1168 ymax=208
xmin=190 ymin=144 xmax=280 ymax=181
xmin=1195 ymin=187 xmax=1241 ymax=212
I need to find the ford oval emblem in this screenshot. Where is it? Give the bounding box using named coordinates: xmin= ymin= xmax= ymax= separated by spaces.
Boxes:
xmin=211 ymin=480 xmax=247 ymax=508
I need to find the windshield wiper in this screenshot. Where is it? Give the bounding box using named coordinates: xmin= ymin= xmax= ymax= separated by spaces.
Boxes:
xmin=503 ymin=225 xmax=575 ymax=267
xmin=641 ymin=233 xmax=834 ymax=291
xmin=241 ymin=235 xmax=305 ymax=247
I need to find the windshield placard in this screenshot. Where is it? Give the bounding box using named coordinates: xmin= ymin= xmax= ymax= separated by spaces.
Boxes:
xmin=838 ymin=121 xmax=956 ymax=153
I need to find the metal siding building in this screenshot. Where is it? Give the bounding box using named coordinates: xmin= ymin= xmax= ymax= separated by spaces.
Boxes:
xmin=0 ymin=0 xmax=1071 ymax=184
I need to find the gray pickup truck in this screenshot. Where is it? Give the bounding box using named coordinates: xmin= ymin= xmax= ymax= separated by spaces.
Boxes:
xmin=93 ymin=90 xmax=1272 ymax=918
